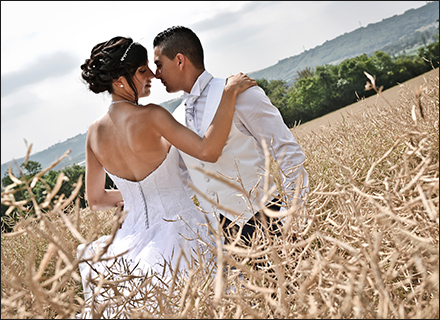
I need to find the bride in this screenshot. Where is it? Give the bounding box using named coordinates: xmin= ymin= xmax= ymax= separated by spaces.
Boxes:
xmin=76 ymin=36 xmax=256 ymax=315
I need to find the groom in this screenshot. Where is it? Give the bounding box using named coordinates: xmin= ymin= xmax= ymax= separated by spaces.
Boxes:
xmin=153 ymin=26 xmax=308 ymax=245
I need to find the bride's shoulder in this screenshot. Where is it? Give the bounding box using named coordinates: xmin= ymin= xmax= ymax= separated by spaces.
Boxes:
xmin=89 ymin=113 xmax=112 ymax=129
xmin=140 ymin=103 xmax=172 ymax=116
xmin=144 ymin=103 xmax=167 ymax=109
xmin=132 ymin=104 xmax=171 ymax=128
xmin=87 ymin=117 xmax=102 ymax=132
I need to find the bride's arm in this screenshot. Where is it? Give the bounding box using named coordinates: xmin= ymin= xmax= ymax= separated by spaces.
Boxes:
xmin=152 ymin=73 xmax=256 ymax=162
xmin=85 ymin=127 xmax=123 ymax=211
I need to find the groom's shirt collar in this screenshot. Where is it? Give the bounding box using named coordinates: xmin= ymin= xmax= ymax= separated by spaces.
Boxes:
xmin=184 ymin=70 xmax=213 ymax=99
xmin=183 ymin=70 xmax=214 ymax=132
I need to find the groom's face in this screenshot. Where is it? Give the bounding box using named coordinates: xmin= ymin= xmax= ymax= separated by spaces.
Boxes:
xmin=153 ymin=46 xmax=181 ymax=93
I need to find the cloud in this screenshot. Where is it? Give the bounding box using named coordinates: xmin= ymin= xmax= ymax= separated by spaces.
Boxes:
xmin=1 ymin=91 xmax=41 ymax=125
xmin=190 ymin=1 xmax=276 ymax=32
xmin=1 ymin=51 xmax=79 ymax=97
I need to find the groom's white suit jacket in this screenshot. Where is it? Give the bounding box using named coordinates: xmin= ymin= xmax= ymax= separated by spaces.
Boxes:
xmin=173 ymin=72 xmax=308 ymax=227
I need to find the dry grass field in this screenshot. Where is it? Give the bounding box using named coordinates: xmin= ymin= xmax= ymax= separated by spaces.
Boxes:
xmin=1 ymin=68 xmax=438 ymax=319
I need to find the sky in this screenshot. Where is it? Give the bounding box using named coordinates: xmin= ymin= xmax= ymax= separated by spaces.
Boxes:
xmin=1 ymin=1 xmax=429 ymax=164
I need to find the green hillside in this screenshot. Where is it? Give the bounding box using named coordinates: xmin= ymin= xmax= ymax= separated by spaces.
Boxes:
xmin=249 ymin=1 xmax=439 ymax=83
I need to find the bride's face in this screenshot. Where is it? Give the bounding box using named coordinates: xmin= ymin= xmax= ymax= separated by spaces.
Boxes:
xmin=133 ymin=61 xmax=155 ymax=98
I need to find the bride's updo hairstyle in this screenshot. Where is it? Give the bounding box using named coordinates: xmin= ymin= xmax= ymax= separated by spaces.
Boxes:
xmin=81 ymin=36 xmax=147 ymax=103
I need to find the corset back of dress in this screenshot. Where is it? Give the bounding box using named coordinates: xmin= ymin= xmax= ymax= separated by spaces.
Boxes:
xmin=104 ymin=147 xmax=202 ymax=239
xmin=78 ymin=147 xmax=215 ymax=316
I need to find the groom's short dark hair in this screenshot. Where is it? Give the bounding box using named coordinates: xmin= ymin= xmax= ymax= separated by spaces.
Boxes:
xmin=153 ymin=26 xmax=204 ymax=69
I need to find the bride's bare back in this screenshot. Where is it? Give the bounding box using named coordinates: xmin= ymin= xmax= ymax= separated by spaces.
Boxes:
xmin=88 ymin=102 xmax=171 ymax=182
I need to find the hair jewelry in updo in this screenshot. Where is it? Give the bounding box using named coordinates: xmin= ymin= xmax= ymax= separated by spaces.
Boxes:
xmin=80 ymin=36 xmax=148 ymax=103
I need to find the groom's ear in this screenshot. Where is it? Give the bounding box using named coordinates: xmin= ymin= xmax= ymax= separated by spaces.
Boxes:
xmin=175 ymin=53 xmax=186 ymax=70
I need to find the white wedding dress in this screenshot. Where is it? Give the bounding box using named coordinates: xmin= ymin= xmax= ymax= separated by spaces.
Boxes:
xmin=76 ymin=146 xmax=212 ymax=316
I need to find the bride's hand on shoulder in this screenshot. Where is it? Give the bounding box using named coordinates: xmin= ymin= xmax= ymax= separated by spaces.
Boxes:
xmin=225 ymin=72 xmax=257 ymax=95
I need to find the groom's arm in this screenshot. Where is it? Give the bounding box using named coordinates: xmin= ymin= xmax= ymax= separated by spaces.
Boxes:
xmin=234 ymin=86 xmax=309 ymax=199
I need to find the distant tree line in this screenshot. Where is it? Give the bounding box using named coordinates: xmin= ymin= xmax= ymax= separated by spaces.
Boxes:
xmin=258 ymin=40 xmax=439 ymax=126
xmin=1 ymin=39 xmax=438 ymax=233
xmin=1 ymin=161 xmax=115 ymax=233
xmin=382 ymin=29 xmax=438 ymax=57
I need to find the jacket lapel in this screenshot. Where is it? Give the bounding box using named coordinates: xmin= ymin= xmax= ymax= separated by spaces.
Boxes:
xmin=172 ymin=101 xmax=186 ymax=125
xmin=199 ymin=78 xmax=226 ymax=136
